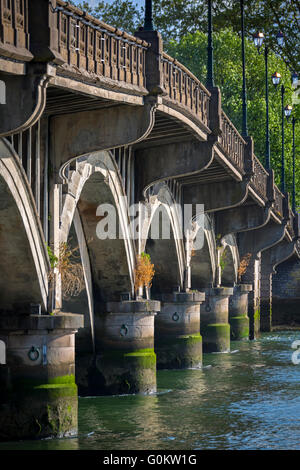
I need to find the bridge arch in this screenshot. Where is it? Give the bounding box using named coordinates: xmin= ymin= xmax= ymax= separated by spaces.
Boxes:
xmin=0 ymin=138 xmax=49 ymax=313
xmin=60 ymin=150 xmax=136 ymax=308
xmin=220 ymin=234 xmax=239 ymax=286
xmin=140 ymin=183 xmax=185 ymax=295
xmin=190 ymin=214 xmax=218 ymax=289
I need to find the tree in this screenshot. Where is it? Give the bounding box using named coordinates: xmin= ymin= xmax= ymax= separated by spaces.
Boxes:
xmin=167 ymin=29 xmax=300 ymax=205
xmin=72 ymin=0 xmax=299 ymax=72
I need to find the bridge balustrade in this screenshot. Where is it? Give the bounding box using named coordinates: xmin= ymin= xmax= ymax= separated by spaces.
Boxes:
xmin=219 ymin=110 xmax=245 ymax=173
xmin=52 ymin=0 xmax=148 ymax=88
xmin=0 ymin=0 xmax=30 ymax=56
xmin=161 ymin=52 xmax=210 ymax=129
xmin=250 ymin=154 xmax=269 ymax=200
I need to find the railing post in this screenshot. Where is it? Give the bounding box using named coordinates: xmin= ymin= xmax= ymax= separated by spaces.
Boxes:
xmin=135 ymin=29 xmax=165 ymax=96
xmin=244 ymin=136 xmax=254 ymax=176
xmin=28 ymin=0 xmax=63 ymax=64
xmin=207 ymin=86 xmax=222 ymax=137
xmin=267 ymin=169 xmax=275 ymax=204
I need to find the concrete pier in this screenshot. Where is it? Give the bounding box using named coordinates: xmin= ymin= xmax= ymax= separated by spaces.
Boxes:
xmin=95 ymin=300 xmax=160 ymax=395
xmin=155 ymin=291 xmax=205 ymax=369
xmin=200 ymin=287 xmax=233 ymax=353
xmin=0 ymin=313 xmax=83 ymax=441
xmin=229 ymin=284 xmax=252 ymax=340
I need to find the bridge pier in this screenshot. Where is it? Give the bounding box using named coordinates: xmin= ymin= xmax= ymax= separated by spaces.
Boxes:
xmin=0 ymin=313 xmax=83 ymax=441
xmin=94 ymin=300 xmax=160 ymax=395
xmin=154 ymin=292 xmax=205 ymax=369
xmin=200 ymin=287 xmax=233 ymax=352
xmin=229 ymin=284 xmax=252 ymax=340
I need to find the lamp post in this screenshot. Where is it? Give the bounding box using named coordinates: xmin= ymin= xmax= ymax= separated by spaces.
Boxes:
xmin=253 ymin=31 xmax=271 ymax=169
xmin=272 ymin=72 xmax=294 ymax=194
xmin=240 ymin=0 xmax=248 ymax=137
xmin=292 ymin=116 xmax=296 ymax=212
xmin=144 ymin=0 xmax=153 ymax=31
xmin=206 ymin=0 xmax=214 ymax=88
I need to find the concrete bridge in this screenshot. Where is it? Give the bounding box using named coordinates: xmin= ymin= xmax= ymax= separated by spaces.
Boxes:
xmin=0 ymin=0 xmax=299 ymax=441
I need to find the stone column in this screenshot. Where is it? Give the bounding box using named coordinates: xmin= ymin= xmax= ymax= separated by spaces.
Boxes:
xmin=154 ymin=291 xmax=205 ymax=369
xmin=200 ymin=287 xmax=233 ymax=352
xmin=96 ymin=300 xmax=160 ymax=395
xmin=260 ymin=266 xmax=273 ymax=332
xmin=229 ymin=284 xmax=252 ymax=340
xmin=0 ymin=313 xmax=83 ymax=441
xmin=241 ymin=254 xmax=261 ymax=339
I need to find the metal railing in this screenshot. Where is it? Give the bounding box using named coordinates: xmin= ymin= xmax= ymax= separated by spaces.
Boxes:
xmin=161 ymin=52 xmax=210 ymax=128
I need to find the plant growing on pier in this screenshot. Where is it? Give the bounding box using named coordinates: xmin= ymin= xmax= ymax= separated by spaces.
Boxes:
xmin=134 ymin=252 xmax=155 ymax=296
xmin=238 ymin=253 xmax=252 ymax=282
xmin=48 ymin=242 xmax=85 ymax=299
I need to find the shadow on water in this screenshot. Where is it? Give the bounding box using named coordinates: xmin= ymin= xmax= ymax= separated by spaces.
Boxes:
xmin=0 ymin=331 xmax=300 ymax=450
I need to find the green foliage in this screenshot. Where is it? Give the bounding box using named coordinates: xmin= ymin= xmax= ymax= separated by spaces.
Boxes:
xmin=167 ymin=29 xmax=300 ymax=206
xmin=47 ymin=245 xmax=58 ymax=269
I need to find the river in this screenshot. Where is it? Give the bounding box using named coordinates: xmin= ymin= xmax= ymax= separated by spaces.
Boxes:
xmin=0 ymin=331 xmax=300 ymax=450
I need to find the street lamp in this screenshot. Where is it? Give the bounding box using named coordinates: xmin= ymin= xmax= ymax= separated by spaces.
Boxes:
xmin=253 ymin=30 xmax=286 ymax=171
xmin=253 ymin=31 xmax=271 ymax=169
xmin=240 ymin=0 xmax=248 ymax=137
xmin=291 ymin=116 xmax=297 ymax=213
xmin=144 ymin=0 xmax=153 ymax=31
xmin=271 ymin=72 xmax=293 ymax=194
xmin=206 ymin=0 xmax=214 ymax=88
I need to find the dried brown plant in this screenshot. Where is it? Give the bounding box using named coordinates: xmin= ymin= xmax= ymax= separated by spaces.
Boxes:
xmin=134 ymin=252 xmax=155 ymax=294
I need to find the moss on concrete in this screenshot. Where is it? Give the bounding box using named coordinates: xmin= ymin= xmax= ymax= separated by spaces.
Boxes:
xmin=230 ymin=316 xmax=249 ymax=340
xmin=201 ymin=323 xmax=230 ymax=353
xmin=94 ymin=348 xmax=157 ymax=395
xmin=155 ymin=334 xmax=202 ymax=370
xmin=0 ymin=382 xmax=78 ymax=441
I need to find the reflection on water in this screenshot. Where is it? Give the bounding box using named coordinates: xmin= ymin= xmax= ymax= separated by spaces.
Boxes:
xmin=1 ymin=331 xmax=300 ymax=450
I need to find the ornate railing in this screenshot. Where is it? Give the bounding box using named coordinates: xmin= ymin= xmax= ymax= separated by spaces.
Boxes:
xmin=161 ymin=52 xmax=210 ymax=128
xmin=52 ymin=1 xmax=149 ymax=88
xmin=250 ymin=154 xmax=268 ymax=200
xmin=219 ymin=110 xmax=245 ymax=172
xmin=0 ymin=0 xmax=30 ymax=53
xmin=273 ymin=184 xmax=284 ymax=218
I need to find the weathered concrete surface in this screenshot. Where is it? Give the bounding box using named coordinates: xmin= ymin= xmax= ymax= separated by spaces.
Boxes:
xmin=0 ymin=65 xmax=52 ymax=137
xmin=200 ymin=287 xmax=233 ymax=352
xmin=0 ymin=139 xmax=49 ymax=313
xmin=260 ymin=240 xmax=297 ymax=332
xmin=91 ymin=300 xmax=160 ymax=395
xmin=51 ymin=100 xmax=156 ymax=180
xmin=0 ymin=313 xmax=83 ymax=441
xmin=135 ymin=140 xmax=214 ymax=196
xmin=229 ymin=284 xmax=252 ymax=340
xmin=215 ymin=203 xmax=271 ymax=238
xmin=154 ymin=291 xmax=205 ymax=369
xmin=272 ymin=257 xmax=300 ymax=326
xmin=184 ymin=179 xmax=249 ymax=213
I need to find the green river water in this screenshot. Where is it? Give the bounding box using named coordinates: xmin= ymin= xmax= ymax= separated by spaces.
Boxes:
xmin=1 ymin=331 xmax=300 ymax=450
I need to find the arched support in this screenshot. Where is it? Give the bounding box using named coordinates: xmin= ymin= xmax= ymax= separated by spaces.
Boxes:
xmin=0 ymin=138 xmax=49 ymax=313
xmin=51 ymin=99 xmax=157 ymax=183
xmin=0 ymin=65 xmax=52 ymax=137
xmin=260 ymin=239 xmax=297 ymax=332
